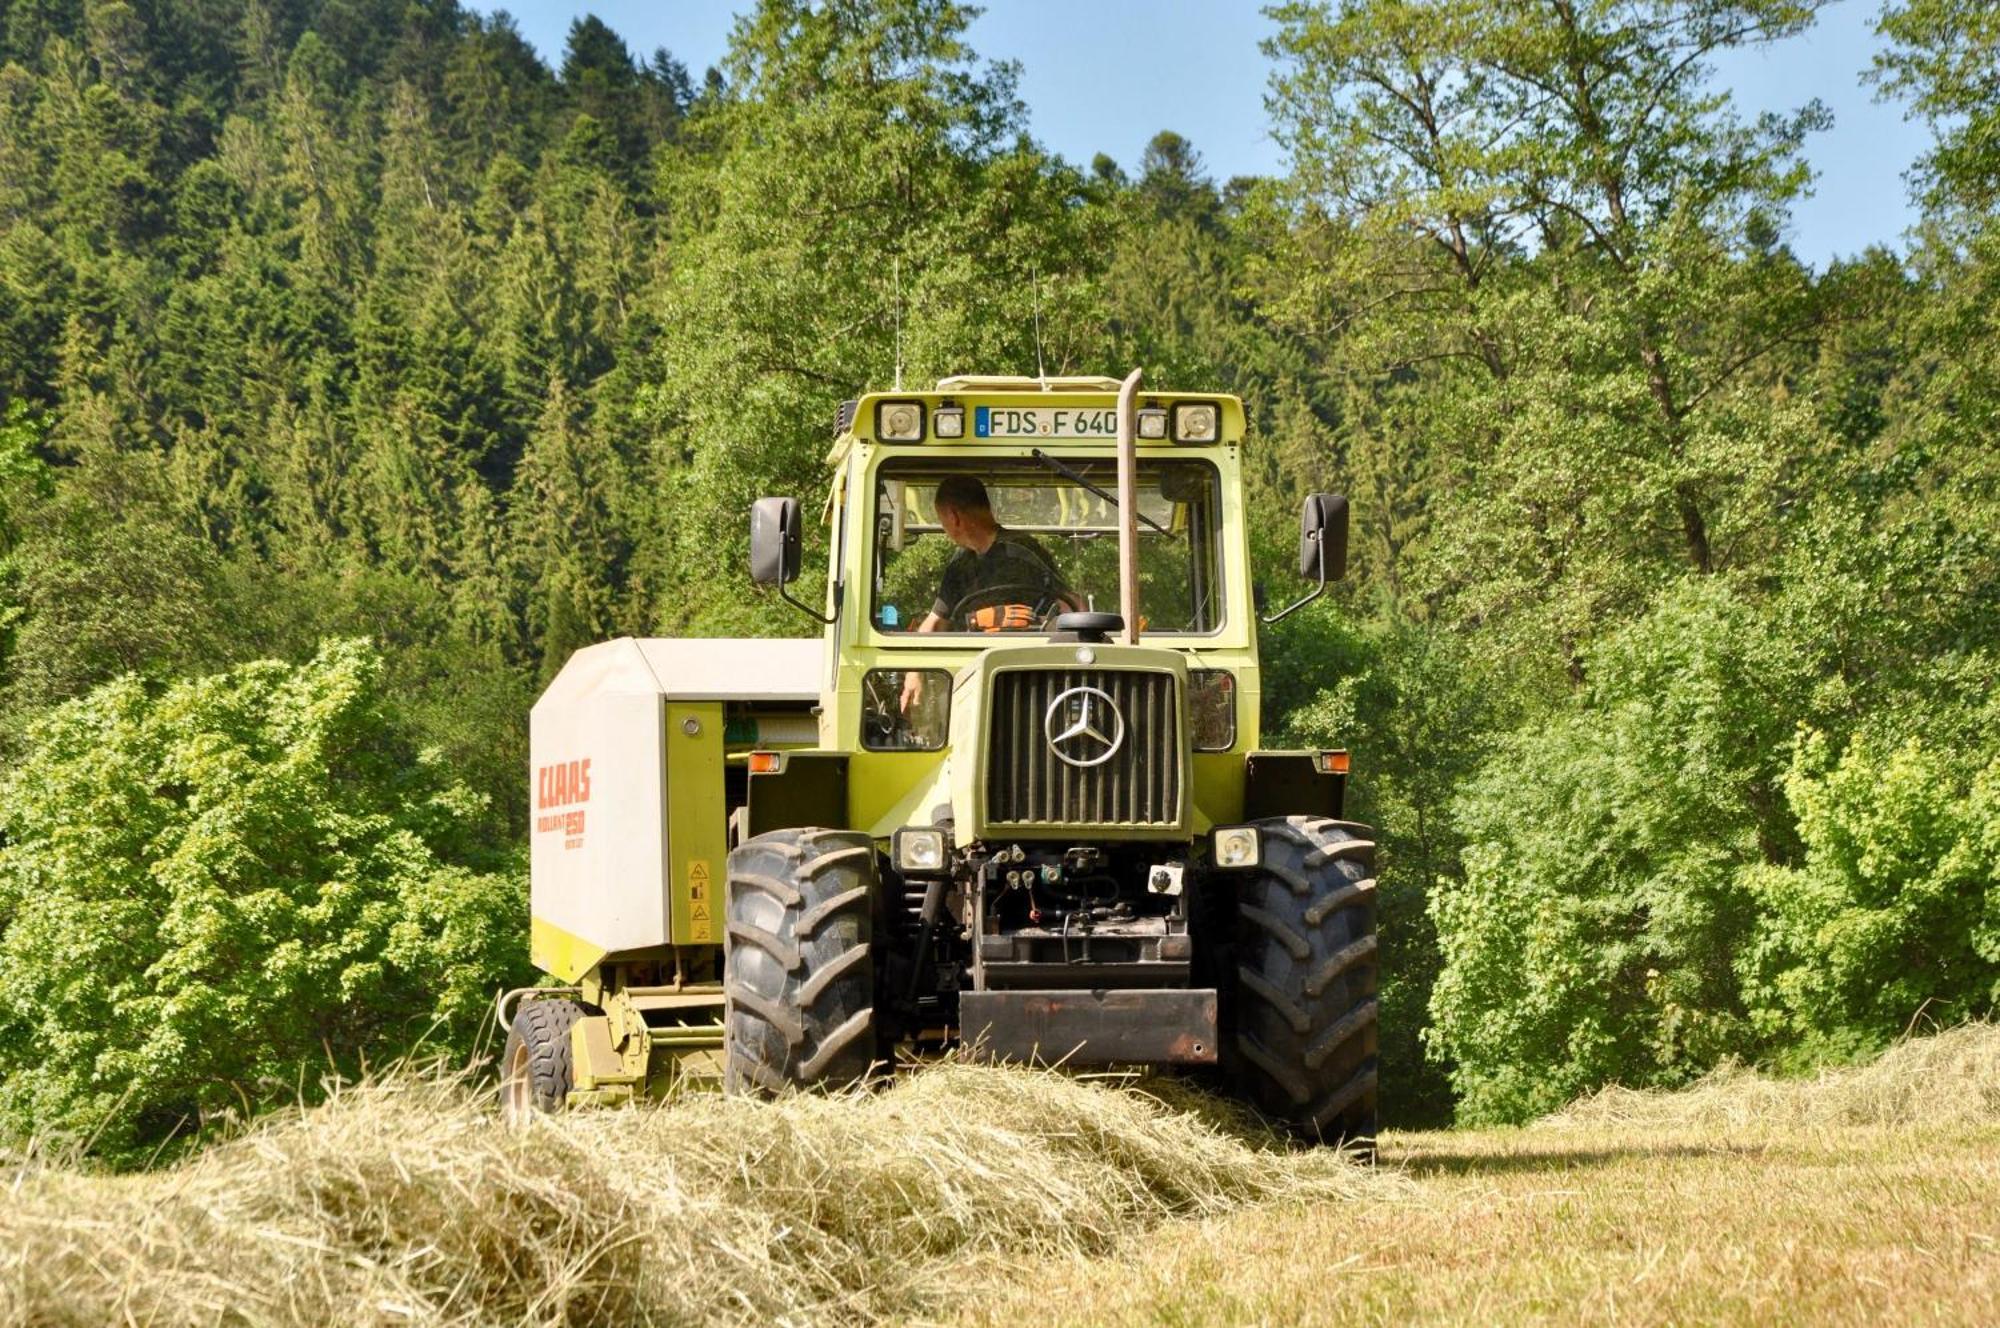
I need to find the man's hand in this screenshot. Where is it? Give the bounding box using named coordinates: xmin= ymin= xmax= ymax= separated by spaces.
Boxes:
xmin=899 ymin=610 xmax=947 ymax=712
xmin=899 ymin=611 xmax=945 ymax=714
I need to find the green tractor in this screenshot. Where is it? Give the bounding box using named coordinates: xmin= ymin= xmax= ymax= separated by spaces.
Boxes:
xmin=500 ymin=371 xmax=1377 ymax=1143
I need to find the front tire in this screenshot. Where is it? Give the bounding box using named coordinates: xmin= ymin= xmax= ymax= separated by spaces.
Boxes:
xmin=1224 ymin=816 xmax=1379 ymax=1147
xmin=724 ymin=827 xmax=878 ymax=1094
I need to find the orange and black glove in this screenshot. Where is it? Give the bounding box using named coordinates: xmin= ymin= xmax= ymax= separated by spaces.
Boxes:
xmin=970 ymin=603 xmax=1035 ymax=632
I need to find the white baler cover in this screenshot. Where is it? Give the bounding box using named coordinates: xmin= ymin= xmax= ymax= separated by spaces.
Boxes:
xmin=530 ymin=637 xmax=821 ymax=957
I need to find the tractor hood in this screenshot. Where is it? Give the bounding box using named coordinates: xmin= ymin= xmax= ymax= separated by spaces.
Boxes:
xmin=947 ymin=642 xmax=1192 ymax=843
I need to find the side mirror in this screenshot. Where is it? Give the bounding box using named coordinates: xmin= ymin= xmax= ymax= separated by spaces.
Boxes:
xmin=1264 ymin=492 xmax=1350 ymax=625
xmin=750 ymin=495 xmax=836 ymax=624
xmin=1299 ymin=493 xmax=1349 ymax=582
xmin=750 ymin=496 xmax=802 ymax=586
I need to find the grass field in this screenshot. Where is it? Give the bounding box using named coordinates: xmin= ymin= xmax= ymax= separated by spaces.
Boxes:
xmin=964 ymin=1028 xmax=2000 ymax=1326
xmin=2 ymin=1030 xmax=1997 ymax=1325
xmin=963 ymin=1122 xmax=2000 ymax=1326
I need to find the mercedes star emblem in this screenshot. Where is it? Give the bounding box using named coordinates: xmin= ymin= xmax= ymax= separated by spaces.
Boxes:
xmin=1044 ymin=685 xmax=1125 ymax=768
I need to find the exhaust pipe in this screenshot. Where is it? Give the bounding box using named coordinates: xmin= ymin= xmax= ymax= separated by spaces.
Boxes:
xmin=1115 ymin=367 xmax=1143 ymax=645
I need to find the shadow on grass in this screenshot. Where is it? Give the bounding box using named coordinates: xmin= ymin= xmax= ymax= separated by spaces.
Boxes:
xmin=1389 ymin=1139 xmax=1765 ymax=1177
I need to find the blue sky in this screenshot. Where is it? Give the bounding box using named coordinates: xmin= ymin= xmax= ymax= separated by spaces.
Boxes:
xmin=476 ymin=1 xmax=1931 ymax=268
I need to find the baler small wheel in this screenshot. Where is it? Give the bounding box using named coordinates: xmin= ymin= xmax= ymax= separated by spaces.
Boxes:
xmin=500 ymin=997 xmax=585 ymax=1122
xmin=724 ymin=827 xmax=878 ymax=1094
xmin=1222 ymin=815 xmax=1380 ymax=1151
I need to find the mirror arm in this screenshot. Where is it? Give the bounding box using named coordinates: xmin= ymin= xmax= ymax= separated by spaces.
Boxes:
xmin=772 ymin=579 xmax=839 ymax=626
xmin=1261 ymin=544 xmax=1327 ymax=625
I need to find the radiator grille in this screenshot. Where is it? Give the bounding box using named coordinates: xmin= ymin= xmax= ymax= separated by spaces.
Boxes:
xmin=986 ymin=669 xmax=1181 ymax=828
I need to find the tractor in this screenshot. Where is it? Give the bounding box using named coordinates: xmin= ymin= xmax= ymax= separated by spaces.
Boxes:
xmin=500 ymin=370 xmax=1378 ymax=1143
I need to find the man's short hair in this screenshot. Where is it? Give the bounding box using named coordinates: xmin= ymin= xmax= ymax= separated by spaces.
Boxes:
xmin=933 ymin=475 xmax=993 ymax=518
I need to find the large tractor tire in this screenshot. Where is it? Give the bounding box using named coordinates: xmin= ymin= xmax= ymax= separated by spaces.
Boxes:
xmin=723 ymin=827 xmax=878 ymax=1094
xmin=501 ymin=996 xmax=586 ymax=1122
xmin=1224 ymin=815 xmax=1379 ymax=1148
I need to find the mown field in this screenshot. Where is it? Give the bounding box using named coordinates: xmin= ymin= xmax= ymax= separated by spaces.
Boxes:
xmin=968 ymin=1125 xmax=2000 ymax=1327
xmin=3 ymin=1029 xmax=1997 ymax=1327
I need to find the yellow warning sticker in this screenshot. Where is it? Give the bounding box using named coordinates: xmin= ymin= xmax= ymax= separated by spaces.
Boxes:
xmin=688 ymin=859 xmax=715 ymax=939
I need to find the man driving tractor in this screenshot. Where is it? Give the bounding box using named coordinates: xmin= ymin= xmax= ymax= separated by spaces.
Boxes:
xmin=912 ymin=475 xmax=1079 ymax=632
xmin=900 ymin=474 xmax=1081 ymax=711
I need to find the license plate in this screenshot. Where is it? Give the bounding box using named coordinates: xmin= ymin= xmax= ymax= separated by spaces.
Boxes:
xmin=973 ymin=406 xmax=1117 ymax=439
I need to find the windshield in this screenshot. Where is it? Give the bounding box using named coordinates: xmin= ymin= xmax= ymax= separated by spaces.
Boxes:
xmin=870 ymin=457 xmax=1224 ymax=635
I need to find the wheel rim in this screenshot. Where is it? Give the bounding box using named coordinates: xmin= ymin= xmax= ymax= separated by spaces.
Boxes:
xmin=502 ymin=1039 xmax=533 ymax=1122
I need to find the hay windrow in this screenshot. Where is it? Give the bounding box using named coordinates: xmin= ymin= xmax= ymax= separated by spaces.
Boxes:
xmin=1545 ymin=1022 xmax=2000 ymax=1133
xmin=0 ymin=1062 xmax=1379 ymax=1326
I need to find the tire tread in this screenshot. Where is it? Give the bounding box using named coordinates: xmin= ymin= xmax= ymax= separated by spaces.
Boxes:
xmin=1223 ymin=815 xmax=1380 ymax=1147
xmin=724 ymin=827 xmax=878 ymax=1093
xmin=502 ymin=997 xmax=585 ymax=1118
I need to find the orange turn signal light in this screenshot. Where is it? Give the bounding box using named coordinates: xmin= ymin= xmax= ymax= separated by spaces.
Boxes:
xmin=1321 ymin=750 xmax=1351 ymax=775
xmin=748 ymin=751 xmax=783 ymax=775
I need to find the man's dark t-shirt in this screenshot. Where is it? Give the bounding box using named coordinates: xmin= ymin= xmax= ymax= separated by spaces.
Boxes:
xmin=931 ymin=529 xmax=1071 ymax=622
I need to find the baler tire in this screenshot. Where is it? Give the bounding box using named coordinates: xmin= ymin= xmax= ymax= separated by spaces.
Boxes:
xmin=1224 ymin=815 xmax=1380 ymax=1152
xmin=724 ymin=827 xmax=878 ymax=1095
xmin=501 ymin=997 xmax=586 ymax=1122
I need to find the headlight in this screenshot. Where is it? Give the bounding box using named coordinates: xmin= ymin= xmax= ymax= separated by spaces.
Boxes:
xmin=877 ymin=400 xmax=925 ymax=442
xmin=893 ymin=826 xmax=950 ymax=874
xmin=934 ymin=406 xmax=965 ymax=438
xmin=1136 ymin=406 xmax=1167 ymax=440
xmin=1172 ymin=401 xmax=1219 ymax=443
xmin=1189 ymin=670 xmax=1236 ymax=750
xmin=1213 ymin=825 xmax=1260 ymax=869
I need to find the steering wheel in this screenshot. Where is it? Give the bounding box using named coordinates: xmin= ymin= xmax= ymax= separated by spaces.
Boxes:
xmin=947 ymin=582 xmax=1062 ymax=631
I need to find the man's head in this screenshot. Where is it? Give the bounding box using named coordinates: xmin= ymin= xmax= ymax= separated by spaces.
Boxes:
xmin=933 ymin=475 xmax=997 ymax=549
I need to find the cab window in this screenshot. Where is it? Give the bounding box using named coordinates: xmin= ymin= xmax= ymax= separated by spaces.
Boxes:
xmin=870 ymin=458 xmax=1224 ymax=635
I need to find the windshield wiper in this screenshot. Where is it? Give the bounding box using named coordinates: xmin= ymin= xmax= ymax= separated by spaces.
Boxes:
xmin=1029 ymin=449 xmax=1171 ymax=535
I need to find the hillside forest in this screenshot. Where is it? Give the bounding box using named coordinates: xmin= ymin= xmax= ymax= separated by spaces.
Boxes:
xmin=0 ymin=0 xmax=1995 ymax=1161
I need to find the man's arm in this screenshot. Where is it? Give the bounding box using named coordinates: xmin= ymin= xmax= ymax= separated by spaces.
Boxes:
xmin=899 ymin=613 xmax=946 ymax=712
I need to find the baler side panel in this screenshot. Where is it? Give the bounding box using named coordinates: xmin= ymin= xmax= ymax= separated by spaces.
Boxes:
xmin=665 ymin=701 xmax=726 ymax=946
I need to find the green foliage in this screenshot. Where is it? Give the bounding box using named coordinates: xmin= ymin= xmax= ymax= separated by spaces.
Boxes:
xmin=1428 ymin=580 xmax=1807 ymax=1122
xmin=1264 ymin=0 xmax=1832 ymax=678
xmin=645 ymin=0 xmax=1113 ymax=632
xmin=1276 ymin=608 xmax=1503 ymax=1122
xmin=1742 ymin=726 xmax=2000 ymax=1060
xmin=0 ymin=640 xmax=528 ymax=1162
xmin=1875 ymin=0 xmax=2000 ymax=215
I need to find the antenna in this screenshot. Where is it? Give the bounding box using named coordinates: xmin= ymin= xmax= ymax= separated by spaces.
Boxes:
xmin=893 ymin=256 xmax=904 ymax=392
xmin=1032 ymin=262 xmax=1048 ymax=387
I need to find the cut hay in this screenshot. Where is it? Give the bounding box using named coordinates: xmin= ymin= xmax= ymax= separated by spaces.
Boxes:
xmin=1546 ymin=1022 xmax=2000 ymax=1133
xmin=0 ymin=1062 xmax=1379 ymax=1326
